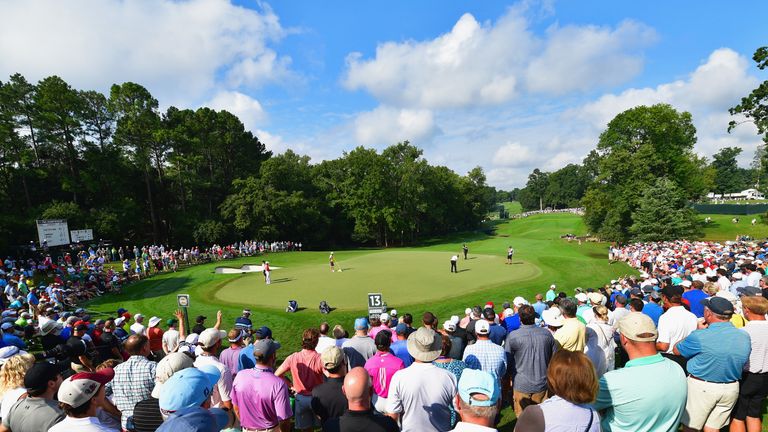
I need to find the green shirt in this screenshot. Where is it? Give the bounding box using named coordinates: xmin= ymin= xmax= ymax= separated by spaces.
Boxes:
xmin=594 ymin=354 xmax=686 ymax=432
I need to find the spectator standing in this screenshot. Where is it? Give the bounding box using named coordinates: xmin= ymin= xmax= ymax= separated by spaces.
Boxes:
xmin=146 ymin=316 xmax=164 ymax=360
xmin=231 ymin=339 xmax=292 ymax=432
xmin=49 ymin=368 xmax=119 ymax=432
xmin=515 ymin=350 xmax=599 ymax=432
xmin=322 ymin=367 xmax=399 ymax=432
xmin=553 ymin=298 xmax=586 ymax=352
xmin=642 ymin=292 xmax=664 ymax=326
xmin=108 ymin=334 xmax=157 ymax=430
xmin=130 ymin=314 xmax=146 ymax=335
xmin=132 ymin=352 xmax=194 ymax=432
xmin=656 ymin=285 xmax=697 ymax=370
xmin=161 ymin=317 xmax=180 ymax=355
xmin=316 ymin=322 xmax=336 ymax=354
xmin=484 ymin=309 xmax=506 ymax=346
xmin=191 ymin=315 xmax=206 ymax=335
xmin=194 ymin=328 xmax=234 ymax=410
xmin=586 ymin=305 xmax=616 ymax=372
xmin=682 ymin=281 xmax=708 ymax=318
xmin=311 ymin=346 xmax=348 ymax=428
xmin=275 ymin=328 xmax=324 ymax=432
xmin=463 ymin=320 xmax=507 ymax=379
xmin=219 ymin=329 xmax=245 ymax=379
xmin=532 ymin=294 xmax=547 ymax=319
xmin=674 ymin=297 xmax=751 ymax=432
xmin=364 ymin=330 xmax=404 ymax=413
xmin=386 ymin=327 xmax=457 ymax=432
xmin=342 ymin=318 xmax=376 ymax=369
xmin=730 ymin=295 xmax=768 ymax=432
xmin=390 ymin=324 xmax=413 ymax=367
xmin=505 ymin=304 xmax=557 ymax=416
xmin=443 ymin=321 xmax=465 ymax=360
xmin=594 ymin=312 xmax=687 ymax=432
xmin=435 ymin=334 xmax=468 ymax=427
xmin=451 ymin=369 xmax=501 ymax=432
xmin=1 ymin=362 xmax=64 ymax=432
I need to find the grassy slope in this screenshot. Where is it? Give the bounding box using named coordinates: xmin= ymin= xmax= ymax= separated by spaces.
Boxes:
xmin=700 ymin=213 xmax=768 ymax=241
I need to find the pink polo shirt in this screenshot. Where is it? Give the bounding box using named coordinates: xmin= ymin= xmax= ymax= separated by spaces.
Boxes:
xmin=231 ymin=366 xmax=292 ymax=429
xmin=368 ymin=325 xmax=396 ymax=343
xmin=364 ymin=351 xmax=405 ymax=397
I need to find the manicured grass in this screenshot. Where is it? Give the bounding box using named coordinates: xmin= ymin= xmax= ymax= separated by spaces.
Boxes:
xmin=700 ymin=213 xmax=768 ymax=241
xmin=84 ymin=213 xmax=636 ymax=431
xmin=502 ymin=201 xmax=522 ymax=215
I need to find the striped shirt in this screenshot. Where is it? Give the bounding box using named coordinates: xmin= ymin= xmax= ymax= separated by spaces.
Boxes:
xmin=108 ymin=355 xmax=157 ymax=429
xmin=462 ymin=339 xmax=507 ymax=378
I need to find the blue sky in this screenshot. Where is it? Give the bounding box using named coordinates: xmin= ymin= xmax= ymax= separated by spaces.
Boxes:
xmin=1 ymin=0 xmax=766 ymax=189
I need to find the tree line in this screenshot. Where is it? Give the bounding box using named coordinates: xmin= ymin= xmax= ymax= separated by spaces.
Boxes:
xmin=0 ymin=74 xmax=497 ymax=253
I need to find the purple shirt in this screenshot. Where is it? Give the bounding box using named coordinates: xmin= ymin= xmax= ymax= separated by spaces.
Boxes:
xmin=219 ymin=346 xmax=242 ymax=378
xmin=364 ymin=351 xmax=404 ymax=397
xmin=231 ymin=365 xmax=292 ymax=429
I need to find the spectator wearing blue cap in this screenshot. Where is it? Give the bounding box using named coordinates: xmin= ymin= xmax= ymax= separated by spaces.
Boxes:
xmin=342 ymin=318 xmax=376 ymax=369
xmin=390 ymin=324 xmax=413 ymax=367
xmin=157 ymin=364 xmax=231 ymax=431
xmin=237 ymin=326 xmax=273 ymax=371
xmin=452 ymin=369 xmax=501 ymax=431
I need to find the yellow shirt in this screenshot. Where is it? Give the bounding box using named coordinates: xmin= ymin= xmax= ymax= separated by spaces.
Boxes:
xmin=731 ymin=313 xmax=746 ymax=328
xmin=554 ymin=317 xmax=586 ymax=352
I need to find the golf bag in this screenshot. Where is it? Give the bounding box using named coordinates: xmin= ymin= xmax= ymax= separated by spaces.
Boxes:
xmin=286 ymin=300 xmax=298 ymax=313
xmin=319 ymin=300 xmax=331 ymax=314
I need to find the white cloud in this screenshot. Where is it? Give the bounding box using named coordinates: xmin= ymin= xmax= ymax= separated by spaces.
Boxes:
xmin=0 ymin=0 xmax=292 ymax=107
xmin=353 ymin=106 xmax=439 ymax=146
xmin=342 ymin=8 xmax=656 ymax=109
xmin=493 ymin=142 xmax=536 ymax=167
xmin=206 ymin=91 xmax=266 ymax=133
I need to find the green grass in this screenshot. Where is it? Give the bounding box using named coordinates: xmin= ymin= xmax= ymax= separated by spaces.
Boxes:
xmin=502 ymin=201 xmax=522 ymax=215
xmin=700 ymin=213 xmax=768 ymax=241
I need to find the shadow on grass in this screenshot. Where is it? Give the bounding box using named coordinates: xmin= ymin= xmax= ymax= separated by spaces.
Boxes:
xmin=86 ymin=276 xmax=194 ymax=306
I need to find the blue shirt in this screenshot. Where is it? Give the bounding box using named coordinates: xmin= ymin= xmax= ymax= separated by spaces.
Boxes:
xmin=682 ymin=289 xmax=708 ymax=318
xmin=503 ymin=315 xmax=520 ymax=332
xmin=676 ymin=322 xmax=751 ymax=382
xmin=532 ymin=301 xmax=547 ymax=318
xmin=641 ymin=302 xmax=663 ymax=326
xmin=2 ymin=334 xmax=26 ymax=349
xmin=390 ymin=340 xmax=413 ymax=367
xmin=488 ymin=324 xmax=506 ymax=345
xmin=238 ymin=344 xmax=256 ymax=370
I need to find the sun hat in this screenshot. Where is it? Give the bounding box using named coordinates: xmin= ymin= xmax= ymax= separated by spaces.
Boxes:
xmin=39 ymin=317 xmax=62 ymax=336
xmin=198 ymin=328 xmax=227 ymax=349
xmin=58 ymin=368 xmax=114 ymax=408
xmin=321 ymin=346 xmax=343 ymax=370
xmin=700 ymin=297 xmax=734 ymax=316
xmin=512 ymin=296 xmax=529 ymax=307
xmin=618 ymin=312 xmax=658 ymax=342
xmin=152 ymin=352 xmax=195 ymax=398
xmin=406 ymin=327 xmax=442 ymax=362
xmin=252 ymin=339 xmax=281 ymax=357
xmin=156 ymin=406 xmax=229 ymax=432
xmin=541 ymin=308 xmax=564 ymax=327
xmin=458 ymin=369 xmax=500 ymax=407
xmin=474 ymin=319 xmax=490 ymax=335
xmin=148 ymin=316 xmax=162 ymax=328
xmin=159 ymin=365 xmax=221 ymax=414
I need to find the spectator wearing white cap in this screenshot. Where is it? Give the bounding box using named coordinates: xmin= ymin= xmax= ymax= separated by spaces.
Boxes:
xmin=194 ymin=328 xmax=233 ymax=411
xmin=442 ymin=320 xmax=465 ymax=360
xmin=545 ymin=284 xmax=557 ymax=302
xmin=219 ymin=328 xmax=245 ymax=379
xmin=463 ymin=320 xmax=507 ymax=379
xmin=585 ymin=305 xmax=615 ymax=374
xmin=130 ymin=314 xmax=145 ymax=336
xmin=369 ymin=314 xmax=394 ymax=343
xmin=50 ymin=368 xmax=118 ymax=432
xmin=386 ymin=327 xmax=457 ymax=432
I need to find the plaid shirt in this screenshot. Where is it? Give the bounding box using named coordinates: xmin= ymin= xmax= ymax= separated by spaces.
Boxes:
xmin=462 ymin=339 xmax=507 ymax=378
xmin=107 ymin=355 xmax=157 ymax=429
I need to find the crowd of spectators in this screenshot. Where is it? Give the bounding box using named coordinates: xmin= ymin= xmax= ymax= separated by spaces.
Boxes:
xmin=0 ymin=238 xmax=764 ymax=431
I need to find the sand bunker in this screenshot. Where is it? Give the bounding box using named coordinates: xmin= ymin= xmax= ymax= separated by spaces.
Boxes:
xmin=215 ymin=264 xmax=282 ymax=274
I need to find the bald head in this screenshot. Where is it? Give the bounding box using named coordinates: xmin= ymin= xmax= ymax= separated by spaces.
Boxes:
xmin=125 ymin=334 xmax=149 ymax=356
xmin=343 ymin=367 xmax=371 ymax=409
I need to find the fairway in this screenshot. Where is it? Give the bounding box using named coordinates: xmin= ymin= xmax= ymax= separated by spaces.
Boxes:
xmin=214 ymin=251 xmax=540 ymax=309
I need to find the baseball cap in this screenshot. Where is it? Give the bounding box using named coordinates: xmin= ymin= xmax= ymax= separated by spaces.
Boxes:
xmin=152 ymin=352 xmax=195 ymax=398
xmin=575 ymin=293 xmax=588 ymax=303
xmin=24 ymin=362 xmax=60 ymax=392
xmin=242 ymin=309 xmax=251 ymax=314
xmin=354 ymin=317 xmax=369 ymax=330
xmin=629 ymin=287 xmax=643 ymax=297
xmin=379 ymin=312 xmax=390 ymax=322
xmin=252 ymin=339 xmax=281 ymax=357
xmin=661 ymin=285 xmax=684 ymax=299
xmin=680 ymin=280 xmax=692 ymax=288
xmin=389 ymin=309 xmax=398 ymax=317
xmin=458 ymin=369 xmax=500 ymax=407
xmin=700 ymin=297 xmax=734 ymax=316
xmin=474 ymin=319 xmax=490 ymax=335
xmin=512 ymin=296 xmax=528 ymax=307
xmin=156 ymin=406 xmax=229 ymax=432
xmin=167 ymin=318 xmax=178 ymax=327
xmin=321 ymin=346 xmax=343 ymax=370
xmin=198 ymin=328 xmax=227 ymax=349
xmin=254 ymin=326 xmax=272 ymax=339
xmin=114 ymin=316 xmax=126 ymax=326
xmin=443 ymin=321 xmax=456 ymax=332
xmin=395 ymin=323 xmax=408 ymax=335
xmin=116 ymin=308 xmax=127 ymax=315
xmin=618 ymin=313 xmax=658 ymax=342
xmin=134 ymin=313 xmax=144 ymax=321
xmin=159 ymin=365 xmax=221 ymax=413
xmin=737 ymin=286 xmax=762 ymax=296
xmin=58 ymin=368 xmax=114 ymax=408
xmin=195 ymin=315 xmax=206 ymax=323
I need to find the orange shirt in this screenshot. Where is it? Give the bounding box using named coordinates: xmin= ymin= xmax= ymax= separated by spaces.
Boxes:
xmin=147 ymin=327 xmax=164 ymax=351
xmin=282 ymin=349 xmax=323 ymax=396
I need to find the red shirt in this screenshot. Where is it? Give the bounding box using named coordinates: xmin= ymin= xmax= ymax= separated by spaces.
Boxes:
xmin=147 ymin=327 xmax=164 ymax=351
xmin=281 ymin=349 xmax=323 ymax=396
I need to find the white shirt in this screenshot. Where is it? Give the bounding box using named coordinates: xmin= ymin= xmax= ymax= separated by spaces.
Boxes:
xmin=129 ymin=322 xmax=145 ymax=335
xmin=162 ymin=328 xmax=180 ymax=353
xmin=656 ymin=306 xmax=698 ymax=353
xmin=717 ymin=276 xmax=731 ymax=292
xmin=742 ymin=320 xmax=768 ymax=373
xmin=194 ymin=354 xmax=233 ymax=406
xmin=747 ymin=271 xmax=762 ymax=288
xmin=315 ymin=335 xmax=336 ymax=354
xmin=609 ymin=307 xmax=630 ymax=329
xmin=48 ymin=416 xmax=118 ymax=432
xmin=0 ymin=387 xmax=26 ymax=420
xmin=387 ymin=362 xmax=457 ymax=432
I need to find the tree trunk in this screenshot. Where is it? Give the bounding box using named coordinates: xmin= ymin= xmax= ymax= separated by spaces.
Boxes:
xmin=20 ymin=172 xmax=32 ymax=209
xmin=24 ymin=114 xmax=40 ymax=164
xmin=144 ymin=167 xmax=158 ymax=243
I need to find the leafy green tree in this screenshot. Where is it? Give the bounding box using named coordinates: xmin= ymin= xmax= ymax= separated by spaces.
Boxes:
xmin=583 ymin=104 xmax=710 ymax=241
xmin=710 ymin=147 xmax=751 ymax=194
xmin=40 ymin=201 xmax=84 ymax=228
xmin=518 ymin=168 xmax=549 ymax=211
xmin=193 ymin=220 xmax=228 ymax=245
xmin=545 ymin=164 xmax=590 ymax=208
xmin=629 ymin=178 xmax=701 ymax=241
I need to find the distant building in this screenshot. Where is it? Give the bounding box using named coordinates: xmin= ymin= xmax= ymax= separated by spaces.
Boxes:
xmin=707 ymin=188 xmax=765 ymax=201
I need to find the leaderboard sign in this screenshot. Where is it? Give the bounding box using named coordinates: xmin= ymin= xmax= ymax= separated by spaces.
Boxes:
xmin=70 ymin=229 xmax=94 ymax=243
xmin=36 ymin=219 xmax=70 ymax=247
xmin=367 ymin=292 xmax=387 ymax=320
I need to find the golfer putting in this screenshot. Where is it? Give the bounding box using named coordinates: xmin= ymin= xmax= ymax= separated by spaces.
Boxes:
xmin=330 ymin=251 xmax=341 ymax=272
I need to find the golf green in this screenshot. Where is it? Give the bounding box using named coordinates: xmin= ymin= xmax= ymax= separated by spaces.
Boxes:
xmin=213 ymin=251 xmax=540 ymax=309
